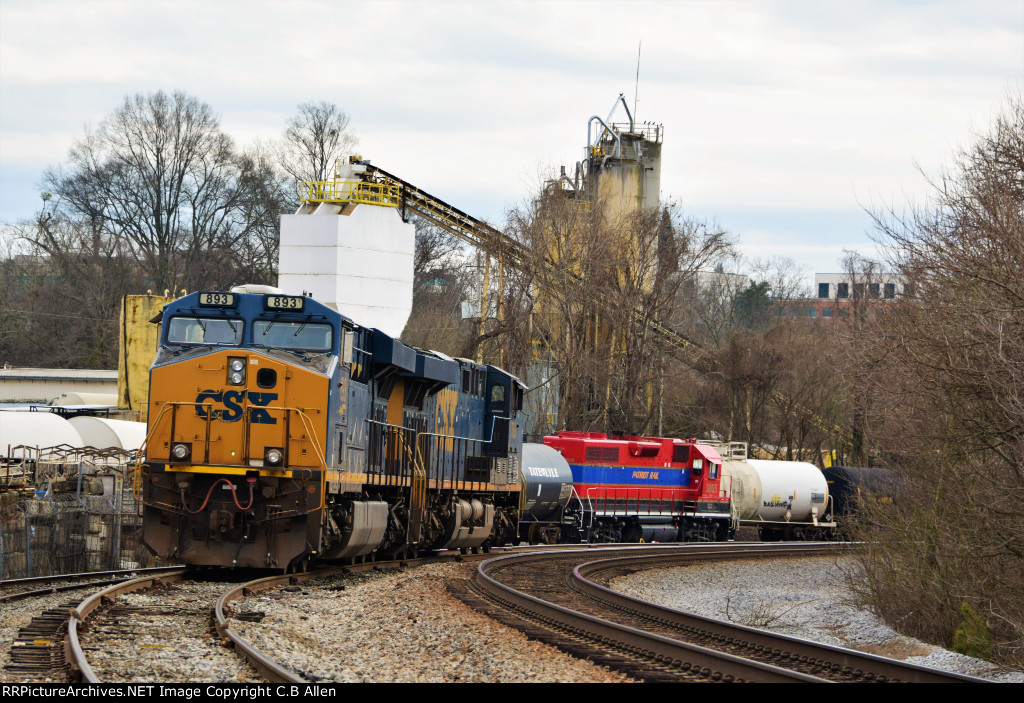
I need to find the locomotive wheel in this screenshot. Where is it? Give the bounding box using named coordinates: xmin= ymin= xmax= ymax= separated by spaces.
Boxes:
xmin=286 ymin=557 xmax=309 ymax=574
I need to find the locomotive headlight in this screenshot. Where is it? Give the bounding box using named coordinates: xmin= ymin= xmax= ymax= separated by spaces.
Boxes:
xmin=170 ymin=442 xmax=191 ymax=461
xmin=227 ymin=357 xmax=246 ymax=386
xmin=264 ymin=447 xmax=284 ymax=466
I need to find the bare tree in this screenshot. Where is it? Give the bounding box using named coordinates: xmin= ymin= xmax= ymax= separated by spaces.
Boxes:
xmin=846 ymin=93 xmax=1024 ymax=666
xmin=747 ymin=256 xmax=811 ymax=301
xmin=1 ymin=209 xmax=144 ymax=368
xmin=41 ymin=90 xmax=274 ymax=292
xmin=277 ymin=101 xmax=358 ymax=194
xmin=400 ymin=219 xmax=475 ymax=354
xmin=231 ymin=140 xmax=292 ymax=285
xmin=498 ymin=184 xmax=733 ymax=436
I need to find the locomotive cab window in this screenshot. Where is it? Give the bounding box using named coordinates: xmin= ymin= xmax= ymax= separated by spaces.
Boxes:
xmin=167 ymin=317 xmax=242 ymax=346
xmin=490 ymin=384 xmax=505 ymax=406
xmin=253 ymin=320 xmax=333 ymax=352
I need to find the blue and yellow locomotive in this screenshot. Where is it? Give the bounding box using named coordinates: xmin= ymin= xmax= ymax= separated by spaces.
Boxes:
xmin=141 ymin=290 xmax=525 ymax=570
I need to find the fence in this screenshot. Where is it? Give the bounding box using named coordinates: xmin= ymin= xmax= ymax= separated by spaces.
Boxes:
xmin=0 ymin=457 xmax=165 ymax=579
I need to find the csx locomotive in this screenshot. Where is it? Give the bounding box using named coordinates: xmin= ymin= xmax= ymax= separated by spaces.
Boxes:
xmin=141 ymin=290 xmax=525 ymax=570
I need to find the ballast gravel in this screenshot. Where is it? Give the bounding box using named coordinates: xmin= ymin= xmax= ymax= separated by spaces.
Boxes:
xmin=231 ymin=562 xmax=636 ymax=683
xmin=607 ymin=555 xmax=1024 ymax=683
xmin=81 ymin=580 xmax=263 ymax=683
xmin=5 ymin=555 xmax=1022 ymax=683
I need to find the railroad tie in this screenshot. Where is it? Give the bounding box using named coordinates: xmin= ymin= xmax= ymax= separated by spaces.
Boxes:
xmin=4 ymin=602 xmax=79 ymax=680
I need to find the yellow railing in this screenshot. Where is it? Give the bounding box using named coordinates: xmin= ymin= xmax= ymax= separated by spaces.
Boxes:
xmin=299 ymin=180 xmax=401 ymax=207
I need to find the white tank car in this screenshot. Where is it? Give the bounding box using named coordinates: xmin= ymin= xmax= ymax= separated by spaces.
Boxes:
xmin=722 ymin=459 xmax=834 ymax=539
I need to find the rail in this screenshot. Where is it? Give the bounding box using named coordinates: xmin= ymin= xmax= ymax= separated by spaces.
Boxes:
xmin=472 ymin=544 xmax=829 ymax=682
xmin=365 ymin=419 xmax=514 ymax=493
xmin=469 ymin=544 xmax=989 ymax=683
xmin=582 ymin=485 xmax=687 ymax=517
xmin=66 ymin=569 xmax=189 ymax=682
xmin=570 ymin=549 xmax=987 ymax=683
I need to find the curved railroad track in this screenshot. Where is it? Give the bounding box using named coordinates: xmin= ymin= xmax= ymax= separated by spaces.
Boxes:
xmin=10 ymin=542 xmax=995 ymax=683
xmin=62 ymin=548 xmax=513 ymax=683
xmin=454 ymin=542 xmax=990 ymax=683
xmin=1 ymin=567 xmax=184 ymax=682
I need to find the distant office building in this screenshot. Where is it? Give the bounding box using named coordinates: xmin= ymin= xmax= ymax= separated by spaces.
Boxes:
xmin=780 ymin=272 xmax=908 ymax=322
xmin=814 ymin=272 xmax=909 ymax=303
xmin=692 ymin=268 xmax=750 ymax=305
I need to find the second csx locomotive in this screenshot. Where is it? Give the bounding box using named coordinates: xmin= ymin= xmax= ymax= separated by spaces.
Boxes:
xmin=141 ymin=290 xmax=524 ymax=570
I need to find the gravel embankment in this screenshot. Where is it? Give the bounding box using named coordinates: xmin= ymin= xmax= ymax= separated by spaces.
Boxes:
xmin=232 ymin=562 xmax=636 ymax=683
xmin=607 ymin=556 xmax=1024 ymax=683
xmin=8 ymin=555 xmax=1020 ymax=683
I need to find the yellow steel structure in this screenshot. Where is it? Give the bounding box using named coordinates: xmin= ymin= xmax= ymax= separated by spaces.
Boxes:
xmin=118 ymin=293 xmax=177 ymax=422
xmin=299 ymin=179 xmax=401 ymax=207
xmin=299 ymin=163 xmax=713 ymax=372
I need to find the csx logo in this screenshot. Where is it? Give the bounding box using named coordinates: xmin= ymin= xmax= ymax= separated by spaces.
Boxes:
xmin=194 ymin=390 xmax=278 ymax=424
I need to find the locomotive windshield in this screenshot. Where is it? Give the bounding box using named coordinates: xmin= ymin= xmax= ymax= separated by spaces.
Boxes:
xmin=167 ymin=316 xmax=242 ymax=346
xmin=253 ymin=320 xmax=333 ymax=352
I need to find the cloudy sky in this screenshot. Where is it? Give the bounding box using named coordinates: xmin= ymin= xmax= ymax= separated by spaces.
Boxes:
xmin=1 ymin=0 xmax=1022 ymax=287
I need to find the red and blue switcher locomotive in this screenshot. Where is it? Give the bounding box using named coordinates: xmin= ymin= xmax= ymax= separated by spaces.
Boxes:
xmin=525 ymin=432 xmax=735 ymax=543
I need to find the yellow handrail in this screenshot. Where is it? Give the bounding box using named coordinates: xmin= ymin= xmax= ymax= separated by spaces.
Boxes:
xmin=299 ymin=180 xmax=401 ymax=207
xmin=131 ymin=401 xmax=197 ymax=502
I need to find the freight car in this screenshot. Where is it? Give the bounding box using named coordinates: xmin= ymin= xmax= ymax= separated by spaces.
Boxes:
xmin=525 ymin=432 xmax=735 ymax=543
xmin=715 ymin=443 xmax=837 ymax=540
xmin=140 ymin=290 xmax=525 ymax=570
xmin=822 ymin=465 xmax=901 ymax=519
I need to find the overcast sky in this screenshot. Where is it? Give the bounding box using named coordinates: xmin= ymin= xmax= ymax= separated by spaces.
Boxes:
xmin=1 ymin=0 xmax=1022 ymax=287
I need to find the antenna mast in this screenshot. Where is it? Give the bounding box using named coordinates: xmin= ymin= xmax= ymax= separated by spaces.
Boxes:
xmin=633 ymin=40 xmax=641 ymax=120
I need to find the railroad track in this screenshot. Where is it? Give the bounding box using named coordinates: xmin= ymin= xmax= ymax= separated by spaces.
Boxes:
xmin=9 ymin=543 xmax=993 ymax=683
xmin=455 ymin=543 xmax=990 ymax=683
xmin=61 ymin=549 xmax=512 ymax=683
xmin=1 ymin=567 xmax=184 ymax=682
